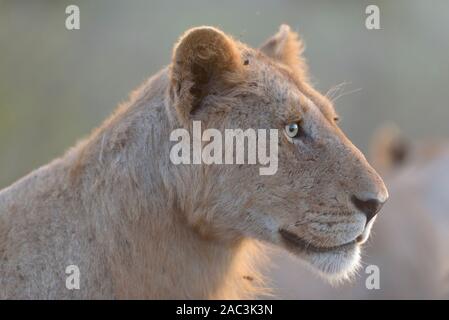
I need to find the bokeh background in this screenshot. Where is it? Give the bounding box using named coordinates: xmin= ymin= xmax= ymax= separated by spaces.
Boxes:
xmin=1 ymin=0 xmax=449 ymax=299
xmin=1 ymin=0 xmax=449 ymax=188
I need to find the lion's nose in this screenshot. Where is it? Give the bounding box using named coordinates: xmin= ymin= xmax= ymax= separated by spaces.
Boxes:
xmin=351 ymin=195 xmax=385 ymax=224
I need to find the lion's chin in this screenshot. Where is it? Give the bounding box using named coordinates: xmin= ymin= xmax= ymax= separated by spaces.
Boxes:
xmin=278 ymin=229 xmax=363 ymax=283
xmin=303 ymin=244 xmax=362 ymax=284
xmin=279 ymin=234 xmax=362 ymax=283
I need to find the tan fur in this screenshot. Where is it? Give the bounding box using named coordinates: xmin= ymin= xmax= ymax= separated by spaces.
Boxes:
xmin=260 ymin=25 xmax=309 ymax=81
xmin=0 ymin=26 xmax=387 ymax=299
xmin=271 ymin=139 xmax=449 ymax=299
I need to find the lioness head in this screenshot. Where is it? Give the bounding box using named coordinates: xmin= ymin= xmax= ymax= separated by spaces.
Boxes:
xmin=168 ymin=25 xmax=388 ymax=280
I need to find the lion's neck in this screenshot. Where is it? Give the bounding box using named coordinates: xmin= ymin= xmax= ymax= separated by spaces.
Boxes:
xmin=67 ymin=69 xmax=264 ymax=299
xmin=106 ymin=211 xmax=264 ymax=299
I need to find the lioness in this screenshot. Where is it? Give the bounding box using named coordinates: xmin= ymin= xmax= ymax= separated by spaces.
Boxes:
xmin=0 ymin=25 xmax=388 ymax=299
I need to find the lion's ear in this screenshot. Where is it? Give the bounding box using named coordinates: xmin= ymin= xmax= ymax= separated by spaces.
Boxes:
xmin=260 ymin=24 xmax=308 ymax=79
xmin=370 ymin=124 xmax=410 ymax=174
xmin=170 ymin=26 xmax=243 ymax=122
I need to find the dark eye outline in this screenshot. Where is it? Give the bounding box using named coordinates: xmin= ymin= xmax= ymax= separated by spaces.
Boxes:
xmin=333 ymin=116 xmax=340 ymax=122
xmin=284 ymin=121 xmax=306 ymax=140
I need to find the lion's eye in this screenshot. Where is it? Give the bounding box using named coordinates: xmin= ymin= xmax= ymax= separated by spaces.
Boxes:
xmin=284 ymin=122 xmax=304 ymax=140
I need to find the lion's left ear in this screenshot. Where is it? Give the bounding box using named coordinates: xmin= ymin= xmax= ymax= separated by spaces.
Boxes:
xmin=170 ymin=26 xmax=243 ymax=123
xmin=260 ymin=24 xmax=308 ymax=79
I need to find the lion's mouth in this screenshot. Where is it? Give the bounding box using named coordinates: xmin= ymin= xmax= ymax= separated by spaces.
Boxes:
xmin=279 ymin=229 xmax=357 ymax=254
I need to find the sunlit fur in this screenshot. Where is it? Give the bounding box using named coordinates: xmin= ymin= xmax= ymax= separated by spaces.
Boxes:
xmin=0 ymin=25 xmax=387 ymax=299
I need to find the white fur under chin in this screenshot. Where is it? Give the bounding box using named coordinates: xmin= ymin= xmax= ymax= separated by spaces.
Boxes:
xmin=305 ymin=245 xmax=362 ymax=285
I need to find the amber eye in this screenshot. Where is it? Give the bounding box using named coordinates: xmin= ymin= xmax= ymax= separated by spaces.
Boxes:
xmin=284 ymin=122 xmax=304 ymax=140
xmin=333 ymin=116 xmax=340 ymax=122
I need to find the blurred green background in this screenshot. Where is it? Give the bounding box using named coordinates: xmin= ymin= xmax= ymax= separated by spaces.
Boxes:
xmin=1 ymin=0 xmax=448 ymax=188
